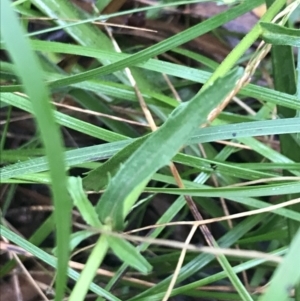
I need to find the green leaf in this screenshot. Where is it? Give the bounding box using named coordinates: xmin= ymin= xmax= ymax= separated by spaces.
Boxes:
xmin=83 ymin=136 xmax=148 ymax=190
xmin=2 ymin=40 xmax=299 ymax=111
xmin=106 ymin=235 xmax=152 ymax=274
xmin=1 ymin=117 xmax=300 ymax=183
xmin=260 ymin=22 xmax=300 ymax=47
xmin=82 ymin=117 xmax=300 ymax=191
xmin=69 ymin=230 xmax=96 ymax=252
xmin=145 ymin=182 xmax=300 ymax=199
xmin=258 ymin=229 xmax=300 ymax=301
xmin=68 ymin=177 xmax=102 ymax=228
xmin=32 ymin=0 xmax=264 ymax=89
xmin=0 ymin=225 xmax=120 ymax=301
xmin=0 ymin=92 xmax=127 ymax=142
xmin=0 ymin=2 xmax=71 ymax=300
xmin=202 ymin=0 xmax=286 ymax=87
xmin=264 ymin=4 xmax=300 ymax=297
xmin=97 ymin=68 xmax=243 ymax=230
xmin=53 ymin=229 xmax=95 ymax=256
xmin=68 ymin=235 xmax=110 ymax=301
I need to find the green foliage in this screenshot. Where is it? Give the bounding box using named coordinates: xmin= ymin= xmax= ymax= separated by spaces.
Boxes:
xmin=260 ymin=22 xmax=300 ymax=46
xmin=1 ymin=0 xmax=300 ymax=300
xmin=258 ymin=229 xmax=300 ymax=301
xmin=0 ymin=1 xmax=71 ymax=300
xmin=97 ymin=69 xmax=242 ymax=230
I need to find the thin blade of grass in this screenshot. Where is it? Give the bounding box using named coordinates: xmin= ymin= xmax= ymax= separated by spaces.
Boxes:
xmin=0 ymin=2 xmax=71 ymax=300
xmin=34 ymin=0 xmax=264 ymax=89
xmin=1 ymin=118 xmax=300 ymax=181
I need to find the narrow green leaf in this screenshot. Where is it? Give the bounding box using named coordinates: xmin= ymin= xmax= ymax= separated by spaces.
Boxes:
xmin=82 ymin=117 xmax=300 ymax=191
xmin=97 ymin=68 xmax=243 ymax=230
xmin=145 ymin=182 xmax=300 ymax=198
xmin=33 ymin=0 xmax=264 ymax=89
xmin=83 ymin=136 xmax=148 ymax=190
xmin=53 ymin=229 xmax=95 ymax=256
xmin=0 ymin=225 xmax=121 ymax=301
xmin=260 ymin=22 xmax=300 ymax=47
xmin=69 ymin=230 xmax=96 ymax=252
xmin=68 ymin=235 xmax=110 ymax=301
xmin=264 ymin=2 xmax=300 ymax=297
xmin=258 ymin=229 xmax=300 ymax=301
xmin=0 ymin=2 xmax=71 ymax=300
xmin=30 ymin=0 xmax=127 ymax=84
xmin=0 ymin=92 xmax=127 ymax=142
xmin=68 ymin=177 xmax=102 ymax=228
xmin=202 ymin=0 xmax=286 ymax=87
xmin=2 ymin=118 xmax=299 ymax=182
xmin=106 ymin=235 xmax=152 ymax=274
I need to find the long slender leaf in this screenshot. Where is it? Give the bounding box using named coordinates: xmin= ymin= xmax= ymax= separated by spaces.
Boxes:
xmin=68 ymin=177 xmax=102 ymax=228
xmin=1 ymin=118 xmax=300 ymax=181
xmin=97 ymin=68 xmax=243 ymax=230
xmin=145 ymin=183 xmax=300 ymax=198
xmin=0 ymin=2 xmax=71 ymax=300
xmin=28 ymin=0 xmax=264 ymax=89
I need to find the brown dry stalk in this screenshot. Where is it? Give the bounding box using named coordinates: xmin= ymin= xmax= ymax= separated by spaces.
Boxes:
xmin=53 ymin=102 xmax=149 ymax=127
xmin=126 ymin=197 xmax=300 ymax=234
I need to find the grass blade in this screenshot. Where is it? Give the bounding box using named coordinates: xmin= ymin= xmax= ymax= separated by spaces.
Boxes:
xmin=0 ymin=2 xmax=71 ymax=300
xmin=258 ymin=229 xmax=300 ymax=301
xmin=97 ymin=68 xmax=242 ymax=230
xmin=260 ymin=22 xmax=300 ymax=47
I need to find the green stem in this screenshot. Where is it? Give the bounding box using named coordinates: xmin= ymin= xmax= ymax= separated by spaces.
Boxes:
xmin=68 ymin=235 xmax=109 ymax=301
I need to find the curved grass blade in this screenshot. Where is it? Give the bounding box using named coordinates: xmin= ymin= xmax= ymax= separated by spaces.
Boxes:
xmin=145 ymin=183 xmax=300 ymax=198
xmin=2 ymin=48 xmax=300 ymax=111
xmin=0 ymin=92 xmax=127 ymax=142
